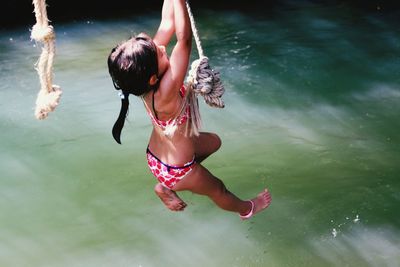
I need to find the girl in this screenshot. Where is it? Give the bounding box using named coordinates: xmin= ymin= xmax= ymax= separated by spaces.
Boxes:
xmin=107 ymin=0 xmax=271 ymax=219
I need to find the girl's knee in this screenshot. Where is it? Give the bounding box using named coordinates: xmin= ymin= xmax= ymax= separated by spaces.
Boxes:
xmin=154 ymin=183 xmax=164 ymax=194
xmin=210 ymin=133 xmax=222 ymax=152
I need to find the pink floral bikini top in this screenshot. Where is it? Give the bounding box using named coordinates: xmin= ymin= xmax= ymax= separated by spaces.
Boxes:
xmin=143 ymin=85 xmax=190 ymax=136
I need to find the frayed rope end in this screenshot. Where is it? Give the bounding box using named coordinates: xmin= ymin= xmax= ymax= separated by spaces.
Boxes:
xmin=35 ymin=85 xmax=62 ymax=120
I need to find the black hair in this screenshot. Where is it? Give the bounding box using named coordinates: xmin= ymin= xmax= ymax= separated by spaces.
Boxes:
xmin=107 ymin=33 xmax=158 ymax=144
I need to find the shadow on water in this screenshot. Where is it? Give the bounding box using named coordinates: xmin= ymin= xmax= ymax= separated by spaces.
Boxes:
xmin=1 ymin=1 xmax=399 ymax=266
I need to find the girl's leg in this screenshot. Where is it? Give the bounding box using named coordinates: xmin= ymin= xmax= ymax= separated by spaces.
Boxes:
xmin=151 ymin=132 xmax=220 ymax=212
xmin=154 ymin=183 xmax=187 ymax=211
xmin=173 ymin=164 xmax=271 ymax=217
xmin=194 ymin=132 xmax=221 ymax=163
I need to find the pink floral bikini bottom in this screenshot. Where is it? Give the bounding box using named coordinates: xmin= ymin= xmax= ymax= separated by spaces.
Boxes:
xmin=146 ymin=147 xmax=196 ymax=189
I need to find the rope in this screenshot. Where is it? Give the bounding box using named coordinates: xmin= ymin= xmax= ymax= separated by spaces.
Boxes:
xmin=185 ymin=1 xmax=225 ymax=109
xmin=31 ymin=0 xmax=62 ymax=120
xmin=184 ymin=1 xmax=225 ymax=136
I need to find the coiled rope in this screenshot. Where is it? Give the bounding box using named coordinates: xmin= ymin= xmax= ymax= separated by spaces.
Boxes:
xmin=31 ymin=0 xmax=61 ymax=120
xmin=185 ymin=1 xmax=225 ymax=136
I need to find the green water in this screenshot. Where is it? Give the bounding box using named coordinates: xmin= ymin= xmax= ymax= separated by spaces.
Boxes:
xmin=1 ymin=3 xmax=400 ymax=267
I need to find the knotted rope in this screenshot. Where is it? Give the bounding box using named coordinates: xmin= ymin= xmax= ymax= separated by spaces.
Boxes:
xmin=185 ymin=1 xmax=225 ymax=108
xmin=31 ymin=0 xmax=62 ymax=120
xmin=185 ymin=1 xmax=225 ymax=136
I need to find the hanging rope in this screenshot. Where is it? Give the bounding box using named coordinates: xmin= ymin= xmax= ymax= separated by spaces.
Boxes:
xmin=184 ymin=1 xmax=225 ymax=136
xmin=185 ymin=1 xmax=225 ymax=108
xmin=31 ymin=0 xmax=62 ymax=120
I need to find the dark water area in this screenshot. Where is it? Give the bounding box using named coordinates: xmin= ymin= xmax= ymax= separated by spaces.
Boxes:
xmin=1 ymin=1 xmax=400 ymax=266
xmin=3 ymin=0 xmax=400 ymax=29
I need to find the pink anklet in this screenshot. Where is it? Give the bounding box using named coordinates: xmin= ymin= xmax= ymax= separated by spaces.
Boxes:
xmin=240 ymin=200 xmax=254 ymax=220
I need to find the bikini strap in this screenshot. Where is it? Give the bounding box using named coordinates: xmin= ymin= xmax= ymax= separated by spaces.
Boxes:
xmin=152 ymin=90 xmax=160 ymax=120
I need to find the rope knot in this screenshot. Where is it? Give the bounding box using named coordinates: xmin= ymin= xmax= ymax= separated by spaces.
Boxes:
xmin=187 ymin=56 xmax=225 ymax=108
xmin=31 ymin=24 xmax=55 ymax=42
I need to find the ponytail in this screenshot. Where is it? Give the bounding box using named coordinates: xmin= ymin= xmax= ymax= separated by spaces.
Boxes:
xmin=112 ymin=91 xmax=129 ymax=144
xmin=108 ymin=33 xmax=159 ymax=144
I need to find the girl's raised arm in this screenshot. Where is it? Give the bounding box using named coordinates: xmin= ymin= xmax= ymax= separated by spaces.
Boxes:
xmin=153 ymin=0 xmax=175 ymax=46
xmin=161 ymin=0 xmax=192 ymax=93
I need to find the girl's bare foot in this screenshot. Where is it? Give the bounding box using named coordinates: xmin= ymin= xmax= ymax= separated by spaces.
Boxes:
xmin=240 ymin=189 xmax=272 ymax=220
xmin=154 ymin=183 xmax=187 ymax=211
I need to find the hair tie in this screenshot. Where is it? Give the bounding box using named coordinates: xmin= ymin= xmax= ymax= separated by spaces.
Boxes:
xmin=118 ymin=91 xmax=125 ymax=100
